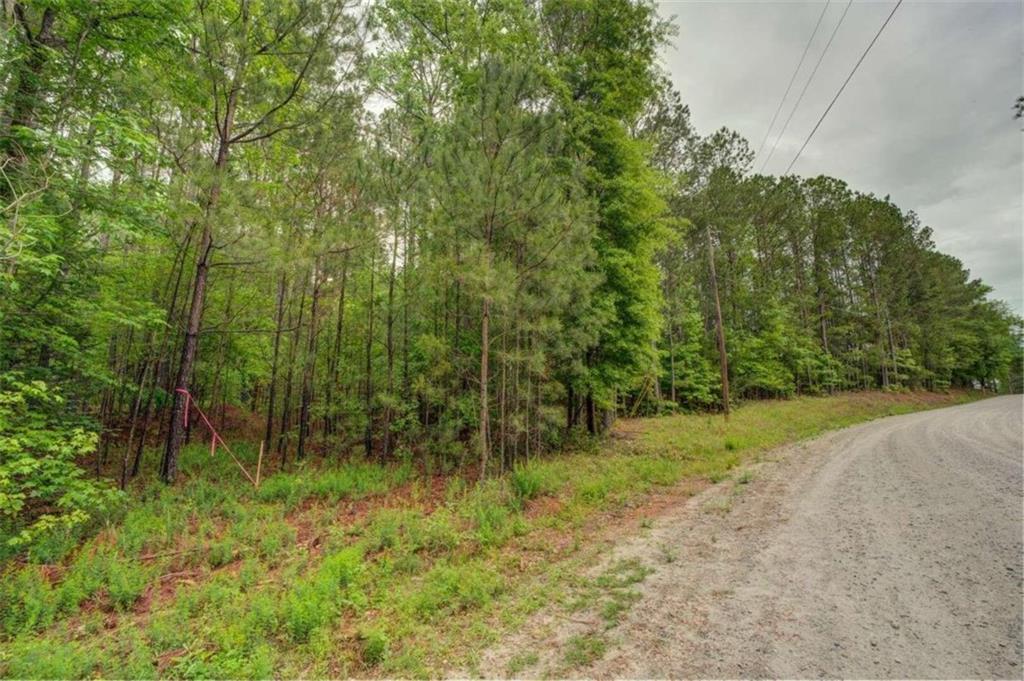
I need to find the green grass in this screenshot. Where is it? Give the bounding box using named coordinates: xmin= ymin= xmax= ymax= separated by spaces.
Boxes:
xmin=562 ymin=634 xmax=607 ymax=667
xmin=0 ymin=391 xmax=979 ymax=678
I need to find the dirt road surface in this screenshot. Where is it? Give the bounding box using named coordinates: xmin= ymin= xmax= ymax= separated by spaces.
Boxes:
xmin=478 ymin=396 xmax=1023 ymax=679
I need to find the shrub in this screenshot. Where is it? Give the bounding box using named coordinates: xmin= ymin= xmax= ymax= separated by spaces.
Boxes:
xmin=256 ymin=520 xmax=296 ymax=562
xmin=0 ymin=567 xmax=57 ymax=636
xmin=207 ymin=538 xmax=238 ymax=568
xmin=254 ymin=473 xmax=305 ymax=506
xmin=309 ymin=463 xmax=389 ymax=502
xmin=0 ymin=376 xmax=123 ymax=559
xmin=280 ymin=546 xmax=365 ymax=642
xmin=257 ymin=462 xmax=392 ymax=508
xmin=116 ymin=508 xmax=171 ymax=557
xmin=360 ymin=627 xmax=390 ymax=666
xmin=509 ymin=462 xmax=560 ymax=503
xmin=411 ymin=561 xmax=503 ymax=620
xmin=105 ymin=558 xmax=149 ymax=611
xmin=461 ymin=484 xmax=523 ymax=548
xmin=0 ymin=638 xmax=98 ymax=679
xmin=419 ymin=509 xmax=461 ymax=553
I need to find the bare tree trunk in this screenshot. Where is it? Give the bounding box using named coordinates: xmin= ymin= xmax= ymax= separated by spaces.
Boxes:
xmin=585 ymin=391 xmax=596 ymax=435
xmin=278 ymin=269 xmax=308 ymax=465
xmin=383 ymin=230 xmax=399 ymax=458
xmin=706 ymin=226 xmax=730 ymax=417
xmin=297 ymin=262 xmax=322 ymax=459
xmin=264 ymin=272 xmax=288 ymax=448
xmin=668 ymin=325 xmax=677 ymax=404
xmin=326 ymin=252 xmax=349 ymax=437
xmin=479 ymin=295 xmax=490 ymax=477
xmin=364 ymin=250 xmax=376 ymax=458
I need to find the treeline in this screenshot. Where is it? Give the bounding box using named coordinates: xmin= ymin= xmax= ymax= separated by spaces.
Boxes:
xmin=1 ymin=1 xmax=1019 ymax=551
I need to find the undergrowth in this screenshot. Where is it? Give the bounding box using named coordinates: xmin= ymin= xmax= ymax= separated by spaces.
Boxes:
xmin=0 ymin=391 xmax=979 ymax=678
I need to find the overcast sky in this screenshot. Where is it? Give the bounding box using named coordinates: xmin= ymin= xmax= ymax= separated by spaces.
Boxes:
xmin=656 ymin=0 xmax=1023 ymax=313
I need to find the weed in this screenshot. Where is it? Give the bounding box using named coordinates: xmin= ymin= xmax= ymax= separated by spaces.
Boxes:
xmin=506 ymin=651 xmax=539 ymax=675
xmin=509 ymin=461 xmax=560 ymax=503
xmin=411 ymin=561 xmax=503 ymax=620
xmin=364 ymin=508 xmax=405 ymax=552
xmin=0 ymin=567 xmax=57 ymax=636
xmin=703 ymin=495 xmax=732 ymax=514
xmin=595 ymin=559 xmax=651 ymax=590
xmin=0 ymin=392 xmax=970 ymax=678
xmin=600 ymin=589 xmax=641 ymax=626
xmin=208 ymin=537 xmax=238 ymax=568
xmin=105 ymin=558 xmax=149 ymax=610
xmin=419 ymin=508 xmax=461 ymax=553
xmin=242 ymin=592 xmax=280 ymax=638
xmin=462 ymin=483 xmax=523 ymax=548
xmin=562 ymin=634 xmax=606 ymax=667
xmin=255 ymin=473 xmax=305 ymax=506
xmin=25 ymin=527 xmax=80 ymax=564
xmin=360 ymin=627 xmax=390 ymax=666
xmin=281 ymin=546 xmax=365 ymax=642
xmin=147 ymin=608 xmax=192 ymax=653
xmin=633 ymin=456 xmax=680 ymax=486
xmin=0 ymin=638 xmax=98 ymax=679
xmin=256 ymin=520 xmax=296 ymax=562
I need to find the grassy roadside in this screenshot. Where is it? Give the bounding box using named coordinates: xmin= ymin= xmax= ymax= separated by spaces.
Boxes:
xmin=0 ymin=390 xmax=981 ymax=678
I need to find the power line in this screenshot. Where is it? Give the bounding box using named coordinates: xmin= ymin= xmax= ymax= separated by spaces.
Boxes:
xmin=784 ymin=0 xmax=904 ymax=175
xmin=759 ymin=0 xmax=854 ymax=174
xmin=753 ymin=0 xmax=831 ymax=163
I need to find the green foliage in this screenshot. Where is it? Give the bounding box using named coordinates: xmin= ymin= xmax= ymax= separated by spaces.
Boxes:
xmin=256 ymin=462 xmax=391 ymax=507
xmin=563 ymin=634 xmax=607 ymax=667
xmin=460 ymin=483 xmax=524 ymax=548
xmin=0 ymin=377 xmax=122 ymax=558
xmin=410 ymin=560 xmax=504 ymax=620
xmin=0 ymin=637 xmax=99 ymax=679
xmin=105 ymin=558 xmax=149 ymax=611
xmin=360 ymin=627 xmax=390 ymax=666
xmin=509 ymin=461 xmax=561 ymax=503
xmin=281 ymin=546 xmax=366 ymax=643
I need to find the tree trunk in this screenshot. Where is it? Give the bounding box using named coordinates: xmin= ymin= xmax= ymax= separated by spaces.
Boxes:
xmin=278 ymin=269 xmax=308 ymax=465
xmin=364 ymin=250 xmax=376 ymax=458
xmin=383 ymin=230 xmax=399 ymax=458
xmin=264 ymin=272 xmax=288 ymax=448
xmin=161 ymin=84 xmax=238 ymax=483
xmin=479 ymin=295 xmax=490 ymax=477
xmin=297 ymin=263 xmax=321 ymax=459
xmin=325 ymin=251 xmax=348 ymax=436
xmin=706 ymin=225 xmax=730 ymax=417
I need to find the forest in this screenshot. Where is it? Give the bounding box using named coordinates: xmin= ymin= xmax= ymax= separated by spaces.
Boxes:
xmin=1 ymin=0 xmax=1021 ymax=586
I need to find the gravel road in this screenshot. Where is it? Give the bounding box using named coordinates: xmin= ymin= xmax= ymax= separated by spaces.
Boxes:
xmin=478 ymin=396 xmax=1023 ymax=679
